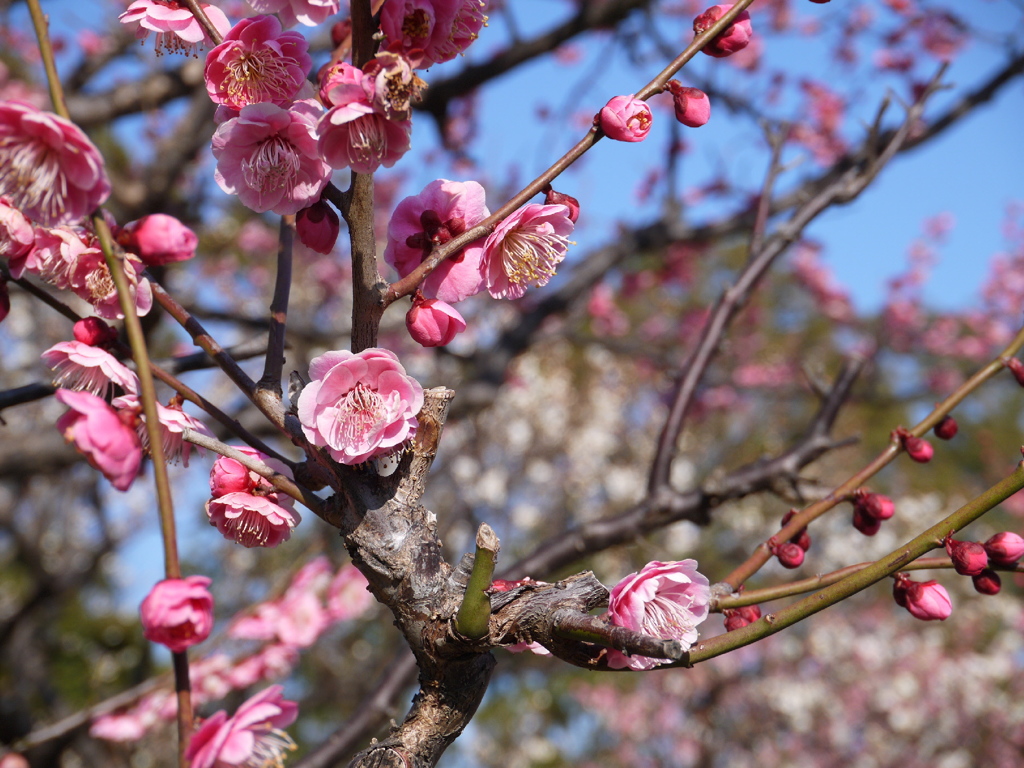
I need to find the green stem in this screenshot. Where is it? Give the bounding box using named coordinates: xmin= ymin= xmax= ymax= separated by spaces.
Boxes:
xmin=455 ymin=524 xmax=499 ymax=640
xmin=682 ymin=461 xmax=1024 ymax=667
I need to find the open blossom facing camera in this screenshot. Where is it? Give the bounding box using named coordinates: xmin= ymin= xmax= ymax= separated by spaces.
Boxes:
xmin=384 ymin=178 xmax=489 ymax=302
xmin=119 ymin=0 xmax=231 ymax=56
xmin=0 ymin=101 xmax=110 ymax=225
xmin=212 ymin=100 xmax=330 ymax=215
xmin=204 ymin=15 xmax=312 ymax=109
xmin=140 ymin=576 xmax=215 ymax=653
xmin=186 ymin=685 xmax=298 ymax=768
xmin=380 ymin=0 xmax=488 ymax=68
xmin=297 ymin=348 xmax=424 ymax=466
xmin=599 ymin=95 xmax=652 ymax=142
xmin=318 ymin=99 xmax=412 ymax=175
xmin=482 ymin=203 xmax=574 ymax=300
xmin=55 ymin=389 xmax=144 ymax=491
xmin=207 ymin=447 xmax=300 ymax=548
xmin=604 ymin=560 xmax=710 ymax=671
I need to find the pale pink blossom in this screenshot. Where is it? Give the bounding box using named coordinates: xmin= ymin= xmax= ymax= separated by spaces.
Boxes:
xmin=42 ymin=341 xmax=139 ymax=398
xmin=384 ymin=178 xmax=489 ymax=302
xmin=119 ymin=0 xmax=231 ymax=57
xmin=204 ymin=15 xmax=312 ymax=109
xmin=140 ymin=575 xmax=215 ymax=653
xmin=295 ymin=200 xmax=339 ymax=254
xmin=380 ymin=0 xmax=487 ymax=68
xmin=0 ymin=197 xmax=33 ymax=262
xmin=247 ymin=0 xmax=339 ymax=28
xmin=14 ymin=224 xmax=84 ymax=286
xmin=693 ymin=4 xmax=753 ymax=58
xmin=212 ymin=100 xmax=331 ymax=215
xmin=604 ymin=560 xmax=711 ymax=671
xmin=65 ymin=242 xmax=154 ymax=319
xmin=119 ymin=213 xmax=198 ymax=265
xmin=206 ymin=492 xmax=300 ymax=548
xmin=326 ymin=564 xmax=373 ymax=621
xmin=0 ymin=755 xmax=28 ymax=768
xmin=406 ymin=298 xmax=466 ymax=347
xmin=224 ymin=644 xmax=300 ymax=688
xmin=186 ymin=686 xmax=298 ymax=768
xmin=599 ymin=95 xmax=652 ymax=142
xmin=482 ymin=203 xmax=574 ymax=300
xmin=55 ymin=388 xmax=144 ymax=491
xmin=113 ymin=394 xmax=214 ymax=466
xmin=318 ymin=102 xmax=412 ymax=174
xmin=0 ymin=101 xmax=110 ymax=226
xmin=297 ymin=348 xmax=424 ymax=465
xmin=892 ymin=573 xmax=951 ymax=621
xmin=90 ymin=691 xmax=171 ymax=741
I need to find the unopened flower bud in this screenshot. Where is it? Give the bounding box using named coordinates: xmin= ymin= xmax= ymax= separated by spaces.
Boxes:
xmin=780 ymin=510 xmax=811 ymax=551
xmin=599 ymin=94 xmax=653 ymax=142
xmin=693 ymin=4 xmax=753 ymax=58
xmin=892 ymin=573 xmax=951 ymax=621
xmin=542 ymin=184 xmax=580 ymax=223
xmin=983 ymin=532 xmax=1024 ymax=566
xmin=852 ymin=506 xmax=881 ymax=536
xmin=773 ymin=541 xmax=805 ymax=569
xmin=296 ymin=200 xmax=340 ymax=254
xmin=1005 ymin=357 xmax=1024 ymax=387
xmin=897 ymin=429 xmax=933 ymax=463
xmin=723 ymin=602 xmax=762 ymax=632
xmin=933 ymin=415 xmax=958 ymax=440
xmin=120 ymin=214 xmax=198 ymax=266
xmin=944 ymin=536 xmax=988 ymax=576
xmin=330 ymin=19 xmax=352 ymax=48
xmin=406 ymin=298 xmax=466 ymax=347
xmin=853 ymin=489 xmax=895 ymax=521
xmin=972 ymin=569 xmax=1002 ymax=595
xmin=73 ymin=317 xmax=118 ymax=347
xmin=666 ymin=81 xmax=711 ymax=128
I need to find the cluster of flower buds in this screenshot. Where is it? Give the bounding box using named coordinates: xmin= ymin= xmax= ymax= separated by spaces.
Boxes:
xmin=723 ymin=603 xmax=761 ymax=632
xmin=892 ymin=572 xmax=951 ymax=621
xmin=770 ymin=510 xmax=812 ymax=568
xmin=850 ymin=489 xmax=895 ymax=536
xmin=942 ymin=531 xmax=1024 ymax=596
xmin=206 ymin=448 xmax=301 ymax=547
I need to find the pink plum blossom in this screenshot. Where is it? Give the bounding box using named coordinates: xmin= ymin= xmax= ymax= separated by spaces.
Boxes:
xmin=406 ymin=298 xmax=466 ymax=347
xmin=326 ymin=564 xmax=373 ymax=621
xmin=482 ymin=203 xmax=574 ymax=300
xmin=118 ymin=0 xmax=231 ymax=57
xmin=55 ymin=388 xmax=144 ymax=491
xmin=0 ymin=197 xmax=34 ymax=262
xmin=41 ymin=341 xmax=139 ymax=398
xmin=693 ymin=4 xmax=753 ymax=58
xmin=212 ymin=100 xmax=331 ymax=215
xmin=186 ymin=686 xmax=298 ymax=768
xmin=206 ymin=492 xmax=300 ymax=548
xmin=14 ymin=224 xmax=85 ymax=286
xmin=90 ymin=691 xmax=171 ymax=742
xmin=204 ymin=15 xmax=312 ymax=109
xmin=892 ymin=573 xmax=952 ymax=621
xmin=604 ymin=560 xmax=711 ymax=671
xmin=295 ymin=200 xmax=339 ymax=254
xmin=297 ymin=348 xmax=424 ymax=466
xmin=246 ymin=0 xmax=339 ymax=28
xmin=319 ymin=60 xmax=369 ymax=108
xmin=0 ymin=101 xmax=110 ymax=225
xmin=380 ymin=0 xmax=487 ymax=68
xmin=318 ymin=102 xmax=412 ymax=174
xmin=113 ymin=394 xmax=215 ymax=466
xmin=140 ymin=575 xmax=215 ymax=653
xmin=363 ymin=51 xmax=427 ymax=121
xmin=666 ymin=81 xmax=711 ymax=127
xmin=119 ymin=213 xmax=198 ymax=265
xmin=209 ymin=446 xmax=292 ymax=497
xmin=65 ymin=240 xmax=153 ymax=319
xmin=384 ymin=179 xmax=489 ymax=302
xmin=599 ymin=94 xmax=653 ymax=142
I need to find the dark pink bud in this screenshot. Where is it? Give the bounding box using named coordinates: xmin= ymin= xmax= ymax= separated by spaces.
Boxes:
xmin=933 ymin=415 xmax=958 ymax=440
xmin=983 ymin=532 xmax=1024 ymax=566
xmin=693 ymin=4 xmax=753 ymax=58
xmin=73 ymin=317 xmax=118 ymax=347
xmin=892 ymin=573 xmax=951 ymax=621
xmin=330 ymin=19 xmax=352 ymax=48
xmin=120 ymin=214 xmax=198 ymax=266
xmin=736 ymin=604 xmax=761 ymax=623
xmin=0 ymin=276 xmax=8 ymax=323
xmin=296 ymin=201 xmax=340 ymax=255
xmin=1005 ymin=357 xmax=1024 ymax=387
xmin=780 ymin=510 xmax=811 ymax=551
xmin=774 ymin=541 xmax=805 ymax=569
xmin=944 ymin=536 xmax=988 ymax=576
xmin=852 ymin=506 xmax=881 ymax=536
xmin=542 ymin=185 xmax=580 ymax=223
xmin=899 ymin=430 xmax=933 ymax=463
xmin=666 ymin=81 xmax=711 ymax=128
xmin=853 ymin=490 xmax=895 ymax=521
xmin=406 ymin=298 xmax=466 ymax=347
xmin=971 ymin=569 xmax=1002 ymax=595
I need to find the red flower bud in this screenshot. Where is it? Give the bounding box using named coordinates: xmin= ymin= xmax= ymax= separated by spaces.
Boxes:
xmin=892 ymin=573 xmax=951 ymax=621
xmin=852 ymin=506 xmax=881 ymax=536
xmin=406 ymin=298 xmax=466 ymax=347
xmin=853 ymin=490 xmax=895 ymax=521
xmin=693 ymin=4 xmax=754 ymax=58
xmin=944 ymin=536 xmax=988 ymax=576
xmin=1005 ymin=357 xmax=1024 ymax=387
xmin=972 ymin=569 xmax=1002 ymax=595
xmin=296 ymin=200 xmax=340 ymax=255
xmin=983 ymin=532 xmax=1024 ymax=566
xmin=723 ymin=604 xmax=761 ymax=631
xmin=73 ymin=317 xmax=118 ymax=347
xmin=542 ymin=185 xmax=580 ymax=223
xmin=774 ymin=541 xmax=805 ymax=569
xmin=897 ymin=429 xmax=933 ymax=463
xmin=666 ymin=81 xmax=711 ymax=128
xmin=780 ymin=510 xmax=811 ymax=551
xmin=933 ymin=415 xmax=958 ymax=440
